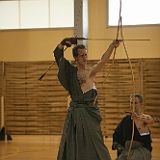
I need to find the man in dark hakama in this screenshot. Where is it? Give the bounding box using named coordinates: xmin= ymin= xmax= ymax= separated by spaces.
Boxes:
xmin=53 ymin=37 xmax=120 ymax=160
xmin=112 ymin=94 xmax=154 ymax=160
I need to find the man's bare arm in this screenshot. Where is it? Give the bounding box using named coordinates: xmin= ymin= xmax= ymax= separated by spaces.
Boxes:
xmin=133 ymin=113 xmax=154 ymax=125
xmin=89 ymin=40 xmax=121 ymax=78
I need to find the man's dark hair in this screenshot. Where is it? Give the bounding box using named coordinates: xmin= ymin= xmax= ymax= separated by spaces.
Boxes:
xmin=72 ymin=44 xmax=86 ymax=58
xmin=135 ymin=94 xmax=143 ymax=103
xmin=130 ymin=94 xmax=143 ymax=103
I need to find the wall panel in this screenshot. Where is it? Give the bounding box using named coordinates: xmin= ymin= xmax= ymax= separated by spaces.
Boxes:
xmin=0 ymin=62 xmax=2 ymax=128
xmin=2 ymin=59 xmax=160 ymax=138
xmin=143 ymin=59 xmax=160 ymax=138
xmin=5 ymin=61 xmax=68 ymax=134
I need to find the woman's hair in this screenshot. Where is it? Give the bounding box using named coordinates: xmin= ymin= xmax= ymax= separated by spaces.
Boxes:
xmin=72 ymin=44 xmax=86 ymax=58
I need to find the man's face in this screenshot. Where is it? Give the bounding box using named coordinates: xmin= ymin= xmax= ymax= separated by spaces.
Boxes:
xmin=75 ymin=48 xmax=88 ymax=65
xmin=130 ymin=96 xmax=142 ymax=113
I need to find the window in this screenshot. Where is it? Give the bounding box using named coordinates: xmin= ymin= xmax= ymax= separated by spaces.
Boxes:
xmin=108 ymin=0 xmax=160 ymax=26
xmin=0 ymin=0 xmax=74 ymax=30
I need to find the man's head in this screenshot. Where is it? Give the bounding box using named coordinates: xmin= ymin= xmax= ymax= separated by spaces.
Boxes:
xmin=72 ymin=44 xmax=88 ymax=65
xmin=130 ymin=94 xmax=143 ymax=114
xmin=135 ymin=94 xmax=143 ymax=103
xmin=72 ymin=44 xmax=86 ymax=57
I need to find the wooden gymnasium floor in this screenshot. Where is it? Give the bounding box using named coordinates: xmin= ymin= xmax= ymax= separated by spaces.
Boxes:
xmin=0 ymin=135 xmax=160 ymax=160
